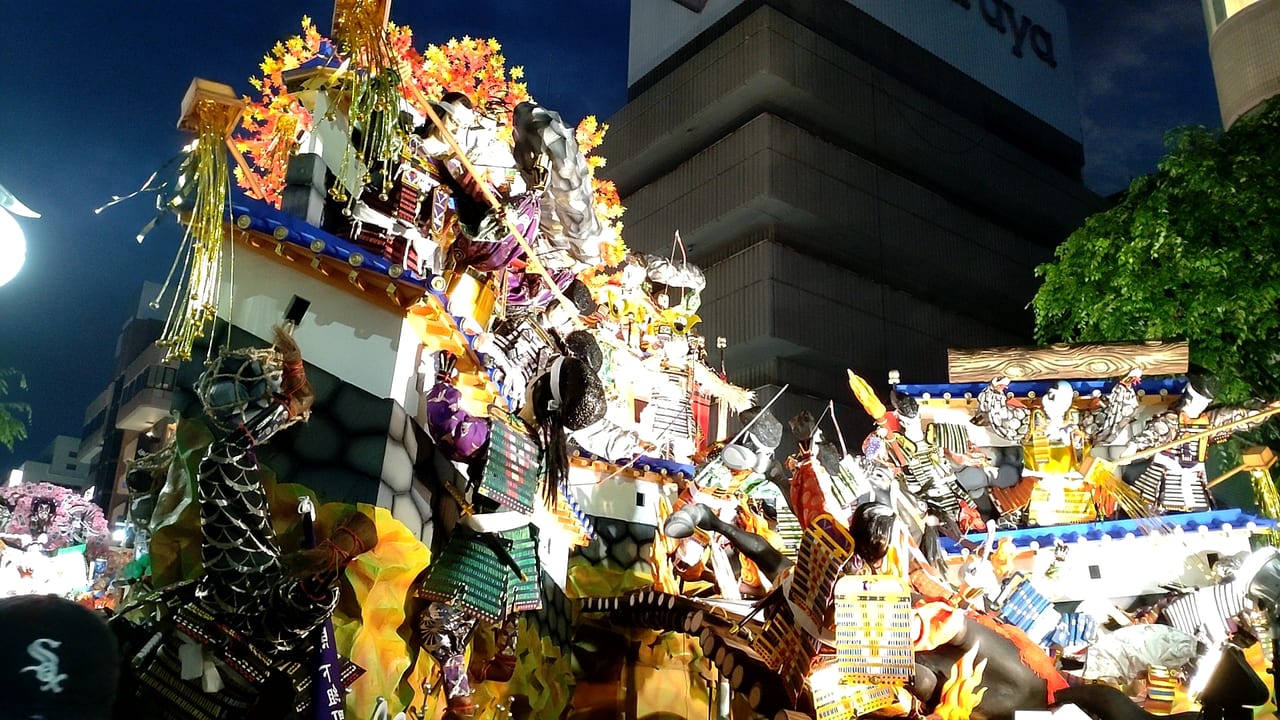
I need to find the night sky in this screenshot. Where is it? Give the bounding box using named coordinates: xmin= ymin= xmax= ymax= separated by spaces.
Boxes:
xmin=0 ymin=1 xmax=1221 ymax=472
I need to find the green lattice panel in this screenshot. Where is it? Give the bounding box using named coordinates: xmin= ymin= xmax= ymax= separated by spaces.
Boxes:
xmin=478 ymin=411 xmax=541 ymax=515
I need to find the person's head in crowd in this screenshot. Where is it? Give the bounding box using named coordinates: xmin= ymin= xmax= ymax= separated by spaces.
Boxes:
xmin=0 ymin=594 xmax=119 ymax=720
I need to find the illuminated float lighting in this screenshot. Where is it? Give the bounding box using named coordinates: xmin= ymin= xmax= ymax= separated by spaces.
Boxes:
xmin=0 ymin=207 xmax=27 ymax=287
xmin=0 ymin=182 xmax=39 ymax=288
xmin=1185 ymin=644 xmax=1224 ymax=699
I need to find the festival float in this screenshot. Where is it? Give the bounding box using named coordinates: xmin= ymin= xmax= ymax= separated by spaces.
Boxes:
xmin=0 ymin=482 xmax=113 ymax=603
xmin=82 ymin=2 xmax=1280 ymax=719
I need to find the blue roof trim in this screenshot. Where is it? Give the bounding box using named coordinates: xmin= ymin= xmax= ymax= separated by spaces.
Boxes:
xmin=230 ymin=197 xmax=430 ymax=286
xmin=230 ymin=196 xmax=522 ymax=401
xmin=897 ymin=378 xmax=1188 ymax=399
xmin=941 ymin=509 xmax=1278 ymax=554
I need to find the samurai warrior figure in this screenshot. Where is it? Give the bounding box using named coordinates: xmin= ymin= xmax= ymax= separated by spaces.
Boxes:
xmin=976 ymin=372 xmax=1141 ymax=524
xmin=1123 ymin=370 xmax=1278 ymax=512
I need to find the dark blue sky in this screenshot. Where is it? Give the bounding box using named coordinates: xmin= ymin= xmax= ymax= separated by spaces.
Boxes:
xmin=0 ymin=1 xmax=1220 ymax=471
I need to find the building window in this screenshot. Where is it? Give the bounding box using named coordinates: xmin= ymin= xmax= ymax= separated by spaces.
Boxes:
xmin=84 ymin=409 xmax=107 ymax=439
xmin=144 ymin=365 xmax=176 ymax=391
xmin=152 ymin=365 xmax=177 ymax=391
xmin=1213 ymin=0 xmax=1227 ymax=25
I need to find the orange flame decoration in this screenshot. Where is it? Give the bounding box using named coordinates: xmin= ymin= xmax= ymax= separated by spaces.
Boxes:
xmin=936 ymin=643 xmax=988 ymax=720
xmin=990 ymin=537 xmax=1017 ymax=579
xmin=235 ymin=17 xmax=626 ymax=263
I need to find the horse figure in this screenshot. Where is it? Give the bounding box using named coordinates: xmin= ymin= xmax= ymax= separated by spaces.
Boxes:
xmin=656 ymin=499 xmax=1189 ymax=720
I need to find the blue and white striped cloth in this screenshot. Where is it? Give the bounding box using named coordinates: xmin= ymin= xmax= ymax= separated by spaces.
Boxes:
xmin=998 ymin=574 xmax=1062 ymax=646
xmin=1049 ymin=612 xmax=1097 ymax=649
xmin=999 ymin=575 xmax=1053 ymax=631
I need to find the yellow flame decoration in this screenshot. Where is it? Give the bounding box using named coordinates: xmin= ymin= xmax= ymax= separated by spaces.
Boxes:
xmin=847 ymin=370 xmax=887 ymax=422
xmin=936 ymin=642 xmax=988 ymax=720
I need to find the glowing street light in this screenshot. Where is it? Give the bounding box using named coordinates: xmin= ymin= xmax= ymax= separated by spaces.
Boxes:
xmin=0 ymin=181 xmax=40 ymax=288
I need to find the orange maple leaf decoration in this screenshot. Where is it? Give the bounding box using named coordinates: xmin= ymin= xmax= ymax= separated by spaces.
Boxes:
xmin=236 ymin=18 xmax=628 ymax=267
xmin=236 ymin=16 xmax=328 ymax=205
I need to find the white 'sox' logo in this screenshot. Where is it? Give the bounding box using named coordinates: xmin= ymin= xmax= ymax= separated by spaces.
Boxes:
xmin=21 ymin=638 xmax=68 ymax=693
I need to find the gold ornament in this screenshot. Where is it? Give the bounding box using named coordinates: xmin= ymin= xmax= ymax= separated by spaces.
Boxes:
xmin=158 ymin=79 xmax=244 ymax=362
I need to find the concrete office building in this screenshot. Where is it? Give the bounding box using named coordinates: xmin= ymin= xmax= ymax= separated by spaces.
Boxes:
xmin=79 ymin=281 xmax=177 ymax=521
xmin=1202 ymin=0 xmax=1280 ymax=128
xmin=601 ymin=0 xmax=1103 ymax=426
xmin=15 ymin=435 xmax=92 ymax=491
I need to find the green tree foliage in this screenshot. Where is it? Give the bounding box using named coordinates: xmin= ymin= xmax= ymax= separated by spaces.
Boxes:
xmin=1033 ymin=96 xmax=1280 ymax=404
xmin=0 ymin=367 xmax=31 ymax=452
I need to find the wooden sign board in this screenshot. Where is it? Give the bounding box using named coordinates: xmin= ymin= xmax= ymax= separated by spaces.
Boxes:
xmin=947 ymin=340 xmax=1188 ymax=383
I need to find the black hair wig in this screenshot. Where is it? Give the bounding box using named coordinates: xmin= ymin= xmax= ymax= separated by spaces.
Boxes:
xmin=562 ymin=330 xmax=603 ymax=373
xmin=738 ymin=406 xmax=783 ymax=452
xmin=528 ymin=356 xmax=607 ymax=506
xmin=565 ymin=278 xmax=600 ymax=316
xmin=889 ymin=390 xmax=919 ymax=419
xmin=1185 ymin=367 xmax=1221 ymax=402
xmin=849 ymin=502 xmax=896 ymax=566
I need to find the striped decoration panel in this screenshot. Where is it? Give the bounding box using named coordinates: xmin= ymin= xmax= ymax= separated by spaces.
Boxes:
xmin=505 ymin=525 xmax=543 ymax=614
xmin=834 ymin=576 xmax=913 ymax=686
xmin=928 ymin=422 xmax=972 ymax=457
xmin=1146 ymin=666 xmax=1177 ymax=706
xmin=650 ymin=365 xmax=695 ymax=447
xmin=1048 ymin=612 xmax=1097 ymax=649
xmin=991 ymin=476 xmax=1036 ymax=515
xmin=774 ymin=502 xmax=805 ymax=559
xmin=789 ymin=514 xmax=857 ymax=632
xmin=1160 ymin=582 xmax=1247 ymax=644
xmin=753 ymin=602 xmax=820 ymax=701
xmin=810 ymin=664 xmax=898 ymax=719
xmin=417 ymin=526 xmax=544 ymax=623
xmin=1133 ymin=464 xmax=1211 ymax=512
xmin=1026 ymin=480 xmax=1096 ymax=526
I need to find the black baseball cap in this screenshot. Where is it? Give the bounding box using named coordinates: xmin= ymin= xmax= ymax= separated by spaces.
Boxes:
xmin=0 ymin=594 xmax=119 ymax=720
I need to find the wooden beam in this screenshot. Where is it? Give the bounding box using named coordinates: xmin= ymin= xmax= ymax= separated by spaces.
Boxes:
xmin=947 ymin=340 xmax=1189 ymax=383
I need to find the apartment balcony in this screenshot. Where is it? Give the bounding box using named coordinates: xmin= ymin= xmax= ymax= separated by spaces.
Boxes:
xmin=116 ymin=385 xmax=175 ymax=432
xmin=115 ymin=350 xmax=178 ymax=432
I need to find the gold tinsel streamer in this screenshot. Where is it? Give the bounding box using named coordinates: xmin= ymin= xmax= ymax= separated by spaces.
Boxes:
xmin=1252 ymin=468 xmax=1280 ymax=521
xmin=1091 ymin=470 xmax=1170 ymax=536
xmin=330 ymin=0 xmax=404 ymax=204
xmin=332 ymin=0 xmax=392 ymax=71
xmin=158 ymin=102 xmax=230 ymax=362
